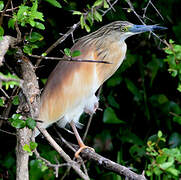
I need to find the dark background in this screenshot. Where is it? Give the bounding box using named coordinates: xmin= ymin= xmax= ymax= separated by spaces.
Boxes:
xmin=1 ymin=0 xmax=181 ymax=179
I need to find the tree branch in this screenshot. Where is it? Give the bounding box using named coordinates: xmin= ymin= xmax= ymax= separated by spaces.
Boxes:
xmin=30 ymin=54 xmax=111 ymax=64
xmin=35 ymin=22 xmax=80 ymax=67
xmin=36 ymin=125 xmax=90 ymax=180
xmin=15 ymin=50 xmax=40 ymax=180
xmin=80 ymin=148 xmax=147 ymax=180
xmin=54 ymin=134 xmax=147 ymax=180
xmin=0 ymin=36 xmax=16 ymax=66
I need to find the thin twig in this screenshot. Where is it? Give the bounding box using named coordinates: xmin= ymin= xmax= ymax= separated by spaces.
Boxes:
xmin=55 ymin=130 xmax=89 ymax=179
xmin=54 ymin=127 xmax=76 ymax=152
xmin=150 ymin=1 xmax=164 ymax=20
xmin=83 ymin=86 xmax=103 ymax=141
xmin=0 ymin=88 xmax=10 ymax=99
xmin=0 ymin=75 xmax=23 ymax=87
xmin=0 ymin=128 xmax=16 ymax=136
xmin=35 ymin=0 xmax=119 ymax=67
xmin=125 ymin=0 xmax=167 ymax=45
xmin=30 ymin=54 xmax=111 ymax=64
xmin=37 ymin=125 xmax=90 ymax=180
xmin=35 ymin=22 xmax=80 ymax=67
xmin=0 ymin=6 xmax=18 ymax=13
xmin=102 ymin=0 xmax=118 ymax=16
xmin=0 ymin=0 xmax=12 ymax=26
xmin=0 ymin=86 xmax=19 ymax=128
xmin=34 ymin=149 xmax=69 ymax=168
xmin=0 ymin=115 xmax=43 ymax=123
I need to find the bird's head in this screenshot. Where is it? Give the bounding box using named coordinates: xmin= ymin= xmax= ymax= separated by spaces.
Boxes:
xmin=106 ymin=21 xmax=167 ymax=41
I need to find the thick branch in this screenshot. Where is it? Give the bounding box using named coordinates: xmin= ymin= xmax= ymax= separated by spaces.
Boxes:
xmin=55 ymin=136 xmax=147 ymax=180
xmin=0 ymin=36 xmax=16 ymax=66
xmin=16 ymin=51 xmax=40 ymax=180
xmin=37 ymin=125 xmax=90 ymax=180
xmin=80 ymin=148 xmax=147 ymax=180
xmin=16 ymin=127 xmax=32 ymax=180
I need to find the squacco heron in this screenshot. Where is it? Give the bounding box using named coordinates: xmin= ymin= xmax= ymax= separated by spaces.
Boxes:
xmin=37 ymin=21 xmax=166 ymax=157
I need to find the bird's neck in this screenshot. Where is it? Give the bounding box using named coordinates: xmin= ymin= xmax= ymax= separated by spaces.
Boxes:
xmin=95 ymin=36 xmax=127 ymax=85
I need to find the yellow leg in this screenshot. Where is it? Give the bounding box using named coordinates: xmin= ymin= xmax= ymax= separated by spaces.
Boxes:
xmin=70 ymin=120 xmax=94 ymax=158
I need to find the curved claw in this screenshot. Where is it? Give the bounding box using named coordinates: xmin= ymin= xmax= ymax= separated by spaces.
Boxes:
xmin=75 ymin=145 xmax=95 ymax=158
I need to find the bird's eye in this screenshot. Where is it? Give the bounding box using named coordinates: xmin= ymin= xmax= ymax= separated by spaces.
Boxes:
xmin=120 ymin=26 xmax=127 ymax=32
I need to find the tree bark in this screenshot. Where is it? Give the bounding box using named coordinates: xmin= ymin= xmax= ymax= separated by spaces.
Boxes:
xmin=15 ymin=51 xmax=40 ymax=180
xmin=16 ymin=128 xmax=32 ymax=180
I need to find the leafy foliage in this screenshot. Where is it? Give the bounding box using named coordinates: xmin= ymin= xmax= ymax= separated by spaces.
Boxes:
xmin=9 ymin=114 xmax=36 ymax=129
xmin=146 ymin=131 xmax=181 ymax=178
xmin=11 ymin=0 xmax=45 ymax=29
xmin=1 ymin=0 xmax=181 ymax=179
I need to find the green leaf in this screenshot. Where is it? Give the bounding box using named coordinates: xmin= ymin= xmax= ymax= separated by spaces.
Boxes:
xmin=0 ymin=1 xmax=4 ymax=11
xmin=41 ymin=53 xmax=47 ymax=57
xmin=158 ymin=94 xmax=169 ymax=104
xmin=35 ymin=22 xmax=45 ymax=30
xmin=8 ymin=18 xmax=16 ymax=29
xmin=31 ymin=0 xmax=38 ymax=12
xmin=30 ymin=142 xmax=38 ymax=150
xmin=169 ymin=39 xmax=174 ymax=44
xmin=146 ymin=170 xmax=153 ymax=177
xmin=40 ymin=78 xmax=47 ymax=84
xmin=29 ymin=20 xmax=35 ymax=27
xmin=80 ymin=15 xmax=85 ymax=29
xmin=153 ymin=166 xmax=162 ymax=176
xmin=64 ymin=48 xmax=71 ymax=57
xmin=87 ymin=12 xmax=94 ymax=26
xmin=17 ymin=5 xmax=29 ymax=21
xmin=26 ymin=118 xmax=36 ymax=129
xmin=158 ymin=130 xmax=163 ymax=138
xmin=84 ymin=23 xmax=91 ymax=32
xmin=23 ymin=44 xmax=38 ymax=54
xmin=107 ymin=76 xmax=122 ymax=87
xmin=0 ymin=26 xmax=4 ymax=37
xmin=71 ymin=50 xmax=81 ymax=57
xmin=9 ymin=114 xmax=26 ymax=129
xmin=103 ymin=107 xmax=124 ymax=124
xmin=107 ymin=94 xmax=120 ymax=109
xmin=26 ymin=32 xmax=44 ymax=42
xmin=147 ymin=56 xmax=163 ymax=86
xmin=173 ymin=116 xmax=181 ymax=125
xmin=120 ymin=130 xmax=144 ymax=145
xmin=159 ymin=161 xmax=174 ymax=170
xmin=177 ymin=83 xmax=181 ymax=92
xmin=23 ymin=144 xmax=32 ymax=153
xmin=103 ymin=0 xmax=109 ymax=8
xmin=125 ymin=78 xmax=143 ymax=102
xmin=156 ymin=154 xmax=167 ymax=164
xmin=0 ymin=72 xmax=20 ymax=89
xmin=167 ymin=167 xmax=180 ymax=176
xmin=43 ymin=0 xmax=62 ymax=8
xmin=93 ymin=0 xmax=103 ymax=7
xmin=12 ymin=96 xmax=19 ymax=105
xmin=23 ymin=144 xmax=33 ymax=155
xmin=0 ymin=98 xmax=4 ymax=107
xmin=73 ymin=11 xmax=82 ymax=15
xmin=94 ymin=10 xmax=102 ymax=22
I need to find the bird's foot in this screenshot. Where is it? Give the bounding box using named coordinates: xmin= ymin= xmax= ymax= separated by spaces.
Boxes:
xmin=75 ymin=145 xmax=95 ymax=158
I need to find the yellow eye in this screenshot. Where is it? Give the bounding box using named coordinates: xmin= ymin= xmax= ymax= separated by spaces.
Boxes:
xmin=120 ymin=26 xmax=127 ymax=32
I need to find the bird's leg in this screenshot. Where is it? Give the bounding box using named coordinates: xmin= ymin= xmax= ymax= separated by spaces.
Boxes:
xmin=70 ymin=120 xmax=94 ymax=158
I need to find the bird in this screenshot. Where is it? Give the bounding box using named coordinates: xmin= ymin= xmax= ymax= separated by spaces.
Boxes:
xmin=37 ymin=21 xmax=166 ymax=157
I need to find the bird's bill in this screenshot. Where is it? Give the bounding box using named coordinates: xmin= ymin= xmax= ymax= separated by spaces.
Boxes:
xmin=129 ymin=24 xmax=167 ymax=33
